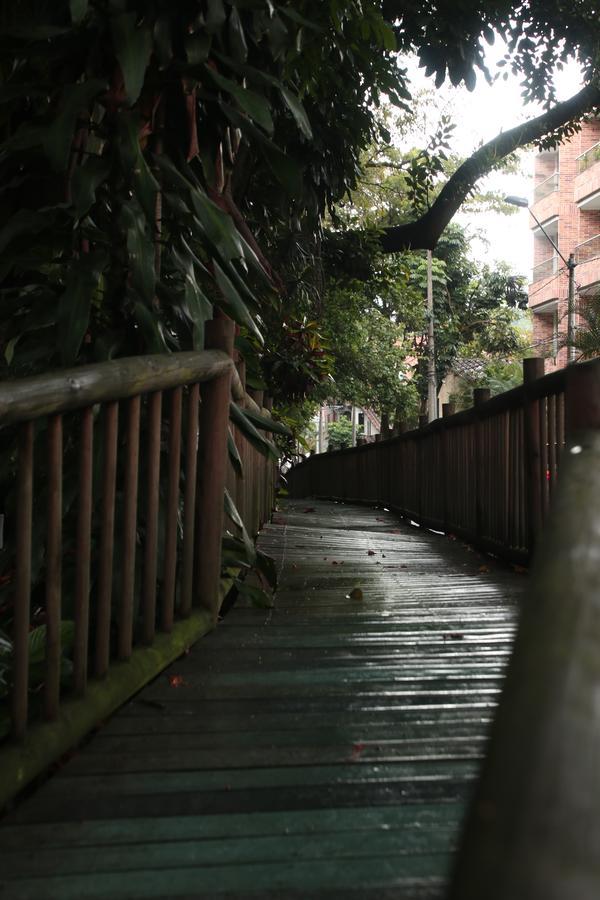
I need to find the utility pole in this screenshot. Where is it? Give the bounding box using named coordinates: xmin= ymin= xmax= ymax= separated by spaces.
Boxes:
xmin=426 ymin=250 xmax=437 ymax=422
xmin=567 ymin=252 xmax=577 ymax=364
xmin=351 ymin=405 xmax=357 ymax=446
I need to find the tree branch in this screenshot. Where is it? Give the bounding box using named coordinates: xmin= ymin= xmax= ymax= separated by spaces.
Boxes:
xmin=380 ymin=83 xmax=600 ymax=253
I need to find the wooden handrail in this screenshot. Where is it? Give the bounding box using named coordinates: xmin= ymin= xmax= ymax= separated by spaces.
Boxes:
xmin=0 ymin=337 xmax=277 ymax=807
xmin=0 ymin=350 xmax=235 ymax=425
xmin=288 ymin=357 xmax=600 ymax=563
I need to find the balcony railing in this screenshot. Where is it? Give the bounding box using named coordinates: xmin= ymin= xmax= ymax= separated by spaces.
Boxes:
xmin=575 ymin=233 xmax=600 ymax=264
xmin=533 ymin=171 xmax=559 ymax=203
xmin=531 ymin=255 xmax=559 ymax=283
xmin=577 ymin=141 xmax=600 ymax=174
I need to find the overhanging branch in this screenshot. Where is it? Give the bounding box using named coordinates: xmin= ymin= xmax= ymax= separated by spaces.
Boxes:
xmin=380 ymin=83 xmax=600 ymax=253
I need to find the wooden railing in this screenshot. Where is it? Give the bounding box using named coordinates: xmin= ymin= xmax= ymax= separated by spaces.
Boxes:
xmin=288 ymin=358 xmax=600 ymax=564
xmin=0 ymin=319 xmax=275 ymax=805
xmin=448 ymin=357 xmax=600 ymax=898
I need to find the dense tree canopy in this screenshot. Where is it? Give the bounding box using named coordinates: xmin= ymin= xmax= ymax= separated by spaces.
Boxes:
xmin=0 ymin=0 xmax=598 ymax=383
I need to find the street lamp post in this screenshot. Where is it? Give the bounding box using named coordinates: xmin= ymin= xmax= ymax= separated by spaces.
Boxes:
xmin=505 ymin=195 xmax=577 ymax=364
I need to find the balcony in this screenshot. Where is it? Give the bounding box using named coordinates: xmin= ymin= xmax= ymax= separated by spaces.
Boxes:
xmin=575 ymin=233 xmax=600 ymax=265
xmin=531 ymin=255 xmax=559 ymax=283
xmin=577 ymin=141 xmax=600 ymax=174
xmin=533 ymin=172 xmax=559 ymax=204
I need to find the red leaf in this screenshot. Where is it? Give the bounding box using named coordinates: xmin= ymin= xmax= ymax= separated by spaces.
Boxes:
xmin=168 ymin=674 xmax=187 ymax=688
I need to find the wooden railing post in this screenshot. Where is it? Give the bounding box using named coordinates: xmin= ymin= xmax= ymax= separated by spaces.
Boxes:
xmin=473 ymin=389 xmax=490 ymax=540
xmin=441 ymin=403 xmax=454 ymax=531
xmin=523 ymin=357 xmax=545 ymax=552
xmin=195 ymin=315 xmax=235 ymax=623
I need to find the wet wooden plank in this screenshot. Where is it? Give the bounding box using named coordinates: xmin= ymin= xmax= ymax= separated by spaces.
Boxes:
xmin=0 ymin=499 xmax=522 ymax=897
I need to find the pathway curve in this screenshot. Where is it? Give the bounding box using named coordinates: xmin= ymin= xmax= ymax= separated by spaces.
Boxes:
xmin=0 ymin=499 xmax=523 ymax=899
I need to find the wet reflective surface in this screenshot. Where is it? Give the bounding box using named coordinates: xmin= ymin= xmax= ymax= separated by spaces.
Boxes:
xmin=0 ymin=500 xmax=523 ymax=899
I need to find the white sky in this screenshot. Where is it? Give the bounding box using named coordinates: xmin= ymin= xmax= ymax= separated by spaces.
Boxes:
xmin=400 ymin=43 xmax=583 ymax=276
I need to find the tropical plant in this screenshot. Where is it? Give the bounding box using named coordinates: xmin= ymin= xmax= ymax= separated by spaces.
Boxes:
xmin=327 ymin=417 xmax=361 ymax=451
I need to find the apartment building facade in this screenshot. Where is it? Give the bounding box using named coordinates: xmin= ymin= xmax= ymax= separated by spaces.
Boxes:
xmin=530 ymin=119 xmax=600 ymax=369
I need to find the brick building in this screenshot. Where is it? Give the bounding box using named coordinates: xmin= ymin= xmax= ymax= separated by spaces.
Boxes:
xmin=530 ymin=119 xmax=600 ymax=369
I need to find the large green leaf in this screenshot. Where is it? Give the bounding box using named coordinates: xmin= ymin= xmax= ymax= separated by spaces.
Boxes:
xmin=70 ymin=0 xmax=88 ymax=23
xmin=117 ymin=111 xmax=160 ymax=223
xmin=220 ymin=101 xmax=302 ymax=195
xmin=111 ymin=12 xmax=153 ymax=104
xmin=256 ymin=548 xmax=278 ymax=590
xmin=121 ymin=201 xmax=155 ymax=303
xmin=242 ymin=406 xmax=292 ymax=437
xmin=206 ymin=0 xmax=227 ymax=33
xmin=207 ymin=69 xmax=274 ymax=134
xmin=228 ymin=428 xmax=244 ymax=478
xmin=281 ymin=87 xmax=313 ymax=139
xmin=235 ymin=578 xmax=274 ymax=609
xmin=28 ymin=621 xmax=75 ymax=665
xmin=190 ymin=189 xmax=244 ymax=260
xmin=224 ymin=488 xmax=256 ymax=564
xmin=0 ymin=210 xmax=55 ymax=255
xmin=70 ymin=157 xmax=110 ymax=219
xmin=171 ymin=242 xmax=213 ymax=349
xmin=230 ymin=402 xmax=279 ymax=461
xmin=213 ymin=260 xmax=263 ymax=343
xmin=44 ymin=79 xmax=107 ymax=171
xmin=58 ymin=250 xmax=108 ymax=364
xmin=228 ymin=7 xmax=248 ymax=62
xmin=132 ymin=300 xmax=169 ymax=353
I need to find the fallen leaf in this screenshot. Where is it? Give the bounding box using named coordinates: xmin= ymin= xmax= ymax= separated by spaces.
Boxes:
xmin=349 ymin=587 xmax=363 ymax=601
xmin=303 ymin=507 xmax=316 ymax=513
xmin=367 ymin=550 xmax=375 ymax=556
xmin=400 ymin=564 xmax=408 ymax=568
xmin=478 ymin=564 xmax=490 ymax=574
xmin=447 ymin=533 xmax=457 ymax=541
xmin=444 ymin=633 xmax=464 ymax=641
xmin=512 ymin=564 xmax=528 ymax=574
xmin=332 ymin=561 xmax=338 ymax=565
xmin=168 ymin=674 xmax=187 ymax=688
xmin=351 ymin=741 xmax=366 ymax=760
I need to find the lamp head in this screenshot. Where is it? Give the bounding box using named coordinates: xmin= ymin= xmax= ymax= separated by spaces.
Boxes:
xmin=504 ymin=195 xmax=529 ymax=208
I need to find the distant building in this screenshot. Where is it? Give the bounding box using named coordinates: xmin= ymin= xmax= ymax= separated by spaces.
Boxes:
xmin=530 ymin=119 xmax=600 ymax=369
xmin=315 ymin=404 xmax=380 ymax=452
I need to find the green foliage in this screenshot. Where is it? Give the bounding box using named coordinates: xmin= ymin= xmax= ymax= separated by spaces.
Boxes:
xmin=572 ymin=293 xmax=600 ymax=361
xmin=0 ymin=621 xmax=75 ymax=739
xmin=327 ymin=417 xmax=361 ymax=451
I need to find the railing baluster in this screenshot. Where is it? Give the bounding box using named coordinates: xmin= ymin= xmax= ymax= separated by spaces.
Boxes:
xmin=74 ymin=407 xmax=94 ymax=695
xmin=96 ymin=402 xmax=118 ymax=678
xmin=119 ymin=396 xmax=141 ymax=660
xmin=45 ymin=414 xmax=63 ymax=720
xmin=142 ymin=391 xmax=162 ymax=645
xmin=12 ymin=422 xmax=34 ymax=739
xmin=161 ymin=387 xmax=182 ymax=632
xmin=181 ymin=383 xmax=200 ymax=618
xmin=196 ymin=316 xmax=235 ymax=622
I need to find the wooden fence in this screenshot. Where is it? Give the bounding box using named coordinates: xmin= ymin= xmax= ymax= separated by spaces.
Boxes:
xmin=0 ymin=318 xmax=275 ymax=805
xmin=288 ymin=357 xmax=600 ymax=564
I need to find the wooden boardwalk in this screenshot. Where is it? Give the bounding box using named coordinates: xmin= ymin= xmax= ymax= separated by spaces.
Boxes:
xmin=0 ymin=500 xmax=523 ymax=899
